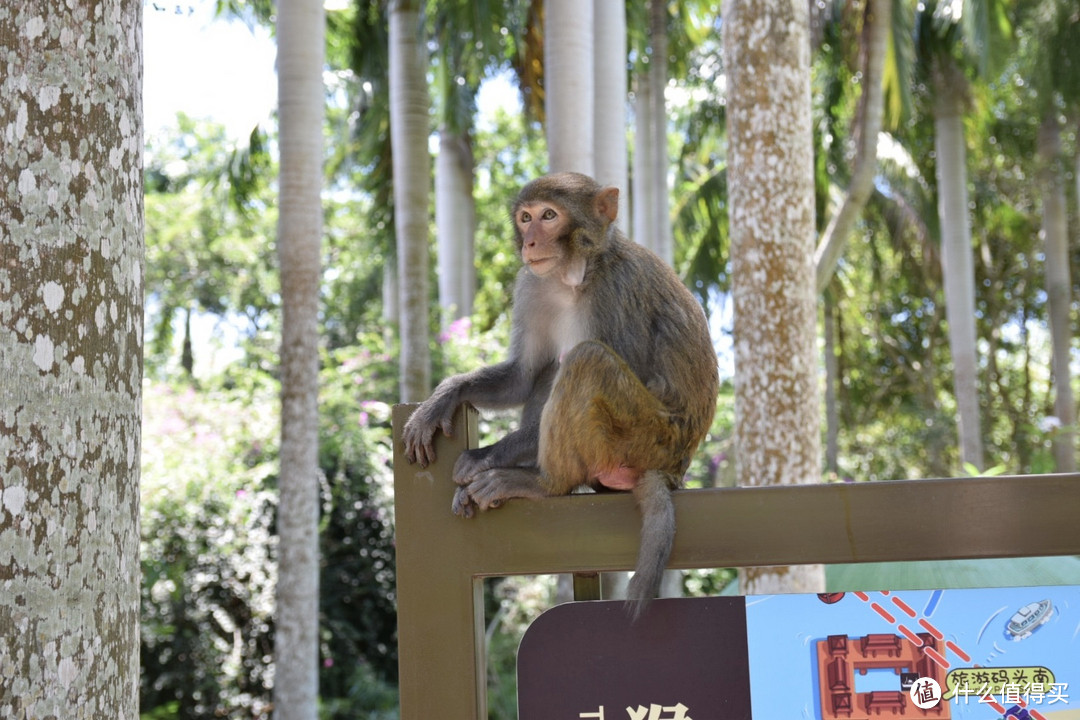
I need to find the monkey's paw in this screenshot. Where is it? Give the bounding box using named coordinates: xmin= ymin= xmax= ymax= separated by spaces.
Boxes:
xmin=452 ymin=448 xmax=492 ymax=486
xmin=460 ymin=470 xmax=517 ymax=513
xmin=451 ymin=485 xmax=501 ymax=518
xmin=402 ymin=401 xmax=456 ymax=467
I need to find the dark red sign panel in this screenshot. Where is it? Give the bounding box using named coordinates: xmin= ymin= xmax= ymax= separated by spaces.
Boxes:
xmin=517 ymin=597 xmax=751 ymax=720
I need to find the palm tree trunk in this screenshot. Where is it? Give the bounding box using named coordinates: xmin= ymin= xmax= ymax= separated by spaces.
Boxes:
xmin=435 ymin=129 xmax=476 ymax=325
xmin=1038 ymin=113 xmax=1076 ymax=471
xmin=724 ymin=0 xmax=824 ymax=594
xmin=275 ymin=0 xmax=324 ymax=717
xmin=390 ymin=0 xmax=432 ymax=401
xmin=632 ymin=71 xmax=656 ymax=247
xmin=382 ymin=259 xmax=399 ymax=340
xmin=632 ymin=0 xmax=671 ymax=262
xmin=646 ymin=0 xmax=671 ymax=264
xmin=824 ymin=292 xmax=840 ymax=474
xmin=546 ymin=0 xmax=596 ymax=606
xmin=932 ymin=58 xmax=983 ymax=471
xmin=182 ymin=306 xmax=194 ymax=376
xmin=813 ymin=0 xmax=888 ymax=292
xmin=546 ymin=0 xmax=594 ymax=173
xmin=815 ymin=0 xmax=889 ymax=477
xmin=594 ymin=0 xmax=629 ymax=232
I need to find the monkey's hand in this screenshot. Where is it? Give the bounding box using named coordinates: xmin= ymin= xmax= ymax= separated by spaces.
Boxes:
xmin=402 ymin=393 xmax=459 ymax=467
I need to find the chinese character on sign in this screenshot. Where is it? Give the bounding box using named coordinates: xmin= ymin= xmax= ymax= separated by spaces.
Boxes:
xmin=625 ymin=703 xmax=694 ymax=720
xmin=910 ymin=678 xmax=942 ymax=709
xmin=907 ymin=682 xmax=941 ymax=708
xmin=953 ymin=679 xmax=973 ymax=704
xmin=1047 ymin=682 xmax=1069 ymax=704
xmin=580 ymin=708 xmax=604 ymax=719
xmin=1002 ymin=682 xmax=1024 ymax=704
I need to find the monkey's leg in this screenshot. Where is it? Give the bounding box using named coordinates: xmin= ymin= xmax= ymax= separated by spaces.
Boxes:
xmin=404 ymin=359 xmax=557 ymax=467
xmin=539 ymin=341 xmax=681 ymax=617
xmin=451 ymin=363 xmax=559 ymax=517
xmin=452 ymin=361 xmax=558 ymax=485
xmin=538 ymin=341 xmax=676 ymax=495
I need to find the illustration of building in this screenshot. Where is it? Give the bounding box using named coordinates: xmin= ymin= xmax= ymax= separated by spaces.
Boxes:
xmin=816 ymin=632 xmax=950 ymax=719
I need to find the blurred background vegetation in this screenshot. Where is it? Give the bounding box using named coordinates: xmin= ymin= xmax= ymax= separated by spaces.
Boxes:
xmin=139 ymin=0 xmax=1079 ymax=717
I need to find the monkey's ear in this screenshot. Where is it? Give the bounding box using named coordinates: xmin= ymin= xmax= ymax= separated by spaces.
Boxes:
xmin=595 ymin=187 xmax=619 ymax=224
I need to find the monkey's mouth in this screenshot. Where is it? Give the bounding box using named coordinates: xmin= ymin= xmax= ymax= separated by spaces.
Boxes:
xmin=525 ymin=257 xmax=557 ymax=273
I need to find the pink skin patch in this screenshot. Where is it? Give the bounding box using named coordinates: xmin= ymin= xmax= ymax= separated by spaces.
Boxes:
xmin=595 ymin=465 xmax=640 ymax=491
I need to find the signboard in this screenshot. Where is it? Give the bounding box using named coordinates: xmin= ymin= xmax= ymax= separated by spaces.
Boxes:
xmin=518 ymin=585 xmax=1080 ymax=719
xmin=518 ymin=597 xmax=752 ymax=719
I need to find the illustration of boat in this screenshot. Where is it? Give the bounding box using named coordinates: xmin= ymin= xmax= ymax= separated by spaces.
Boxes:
xmin=1003 ymin=599 xmax=1053 ymax=641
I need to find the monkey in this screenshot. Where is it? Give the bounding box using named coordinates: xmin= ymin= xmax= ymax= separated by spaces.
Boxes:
xmin=402 ymin=172 xmax=719 ymax=617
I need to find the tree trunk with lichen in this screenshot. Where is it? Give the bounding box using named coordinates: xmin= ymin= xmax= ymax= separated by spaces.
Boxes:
xmin=0 ymin=2 xmax=143 ymax=716
xmin=274 ymin=0 xmax=324 ymax=718
xmin=723 ymin=0 xmax=825 ymax=595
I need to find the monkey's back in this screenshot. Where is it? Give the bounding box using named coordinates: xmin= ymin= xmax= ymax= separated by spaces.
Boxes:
xmin=585 ymin=234 xmax=719 ymax=478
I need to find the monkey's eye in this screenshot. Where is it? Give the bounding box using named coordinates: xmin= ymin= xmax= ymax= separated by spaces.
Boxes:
xmin=541 ymin=208 xmax=557 ymax=220
xmin=519 ymin=211 xmax=532 ymax=223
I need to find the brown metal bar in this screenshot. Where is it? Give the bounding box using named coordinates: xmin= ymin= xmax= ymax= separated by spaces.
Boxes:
xmin=392 ymin=403 xmax=1080 ymax=719
xmin=393 ymin=404 xmax=486 ymax=719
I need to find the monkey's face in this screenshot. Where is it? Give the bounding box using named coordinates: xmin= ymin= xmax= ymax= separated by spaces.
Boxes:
xmin=515 ymin=201 xmax=569 ymax=278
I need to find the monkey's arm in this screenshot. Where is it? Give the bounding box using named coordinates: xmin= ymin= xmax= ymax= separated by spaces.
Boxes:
xmin=402 ymin=358 xmax=551 ymax=467
xmin=451 ymin=359 xmax=557 ymax=484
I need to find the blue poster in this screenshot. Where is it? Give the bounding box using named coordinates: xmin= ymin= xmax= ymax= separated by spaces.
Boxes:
xmin=746 ymin=586 xmax=1080 ymax=719
xmin=517 ymin=586 xmax=1079 ymax=719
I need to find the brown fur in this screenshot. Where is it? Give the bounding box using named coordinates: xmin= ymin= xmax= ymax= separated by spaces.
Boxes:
xmin=403 ymin=172 xmax=719 ymax=617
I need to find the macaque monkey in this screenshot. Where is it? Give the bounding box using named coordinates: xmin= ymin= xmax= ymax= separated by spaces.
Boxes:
xmin=403 ymin=172 xmax=719 ymax=616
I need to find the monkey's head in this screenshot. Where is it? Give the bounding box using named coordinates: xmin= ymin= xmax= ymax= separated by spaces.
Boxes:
xmin=512 ymin=172 xmax=619 ymax=288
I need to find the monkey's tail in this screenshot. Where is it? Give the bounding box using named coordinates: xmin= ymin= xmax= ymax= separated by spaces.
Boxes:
xmin=625 ymin=470 xmax=676 ymax=621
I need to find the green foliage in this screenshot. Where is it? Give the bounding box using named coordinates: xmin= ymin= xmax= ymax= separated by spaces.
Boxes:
xmin=318 ymin=344 xmax=399 ymax=690
xmin=143 ymin=115 xmax=278 ymax=379
xmin=318 ymin=663 xmax=399 ymax=720
xmin=141 ymin=382 xmax=278 ymax=719
xmin=684 ymin=381 xmax=736 ymax=489
xmin=684 ymin=567 xmax=738 ymax=597
xmin=140 ymin=334 xmax=402 ymax=719
xmin=469 ymin=107 xmax=548 ymax=332
xmin=483 ymin=576 xmax=556 ymax=719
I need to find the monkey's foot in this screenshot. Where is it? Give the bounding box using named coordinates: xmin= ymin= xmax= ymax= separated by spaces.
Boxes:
xmin=451 ymin=486 xmax=477 ymax=518
xmin=452 ymin=485 xmax=503 ymax=518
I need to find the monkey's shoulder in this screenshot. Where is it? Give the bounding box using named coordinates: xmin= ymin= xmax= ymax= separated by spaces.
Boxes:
xmin=594 ymin=236 xmax=685 ymax=284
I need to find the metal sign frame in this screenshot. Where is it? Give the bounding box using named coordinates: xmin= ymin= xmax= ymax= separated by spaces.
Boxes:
xmin=392 ymin=403 xmax=1080 ymax=719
